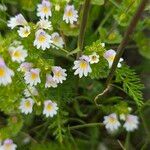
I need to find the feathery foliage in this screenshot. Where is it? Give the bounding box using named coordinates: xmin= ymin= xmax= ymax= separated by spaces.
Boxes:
xmin=116 ymin=65 xmax=144 ymax=107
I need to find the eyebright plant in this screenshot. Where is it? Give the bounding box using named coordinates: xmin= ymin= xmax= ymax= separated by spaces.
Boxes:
xmin=0 ymin=0 xmax=149 ymax=149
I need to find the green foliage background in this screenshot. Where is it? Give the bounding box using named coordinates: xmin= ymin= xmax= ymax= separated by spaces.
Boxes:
xmin=0 ymin=0 xmax=150 ymax=149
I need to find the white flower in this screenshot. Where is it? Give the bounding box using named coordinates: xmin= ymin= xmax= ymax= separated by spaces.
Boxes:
xmin=17 ymin=62 xmax=33 ymax=72
xmin=73 ymin=55 xmax=92 ymax=78
xmin=36 ymin=19 xmax=52 ymax=30
xmin=45 ymin=74 xmax=58 ymax=88
xmin=123 ymin=114 xmax=139 ymax=132
xmin=103 ymin=113 xmax=121 ymax=132
xmin=7 ymin=13 xmax=27 ymax=29
xmin=9 ymin=45 xmax=28 ymax=63
xmin=103 ymin=49 xmax=123 ymax=68
xmin=43 ymin=100 xmax=58 ymax=117
xmin=52 ymin=66 xmax=67 ymax=84
xmin=24 ymin=86 xmax=38 ymax=97
xmin=17 ymin=26 xmax=31 ymax=38
xmin=63 ymin=5 xmax=78 ymax=24
xmin=51 ymin=32 xmax=64 ymax=49
xmin=119 ymin=114 xmax=126 ymax=121
xmin=24 ymin=68 xmax=41 ymax=86
xmin=55 ymin=4 xmax=60 ymax=11
xmin=19 ymin=98 xmax=34 ymax=114
xmin=0 ymin=139 xmax=17 ymax=150
xmin=89 ymin=52 xmax=99 ymax=64
xmin=37 ymin=0 xmax=52 ymax=19
xmin=0 ymin=57 xmax=14 ymax=86
xmin=34 ymin=29 xmax=51 ymax=50
xmin=101 ymin=42 xmax=105 ymax=47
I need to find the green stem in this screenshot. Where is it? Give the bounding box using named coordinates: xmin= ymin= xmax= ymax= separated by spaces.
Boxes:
xmin=125 ymin=0 xmax=136 ymax=13
xmin=139 ymin=111 xmax=150 ymax=141
xmin=95 ymin=8 xmax=115 ymax=34
xmin=117 ymin=140 xmax=126 ymax=150
xmin=67 ymin=48 xmax=80 ymax=56
xmin=125 ymin=133 xmax=130 ymax=150
xmin=108 ymin=0 xmax=121 ymax=9
xmin=0 ymin=18 xmax=7 ymax=24
xmin=69 ymin=122 xmax=103 ymax=130
xmin=51 ymin=43 xmax=69 ymax=54
xmin=77 ymin=0 xmax=91 ymax=58
xmin=106 ymin=0 xmax=148 ymax=87
xmin=17 ymin=73 xmax=39 ymax=104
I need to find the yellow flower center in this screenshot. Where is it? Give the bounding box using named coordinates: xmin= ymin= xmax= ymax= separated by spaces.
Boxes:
xmin=38 ymin=35 xmax=46 ymax=43
xmin=31 ymin=72 xmax=38 ymax=80
xmin=109 ymin=117 xmax=117 ymax=124
xmin=0 ymin=67 xmax=5 ymax=77
xmin=46 ymin=104 xmax=52 ymax=111
xmin=80 ymin=61 xmax=88 ymax=69
xmin=108 ymin=55 xmax=115 ymax=62
xmin=92 ymin=56 xmax=97 ymax=61
xmin=23 ymin=30 xmax=30 ymax=37
xmin=55 ymin=71 xmax=62 ymax=77
xmin=13 ymin=50 xmax=21 ymax=58
xmin=42 ymin=6 xmax=49 ymax=13
xmin=66 ymin=9 xmax=73 ymax=17
xmin=4 ymin=144 xmax=11 ymax=150
xmin=53 ymin=36 xmax=59 ymax=43
xmin=25 ymin=100 xmax=31 ymax=108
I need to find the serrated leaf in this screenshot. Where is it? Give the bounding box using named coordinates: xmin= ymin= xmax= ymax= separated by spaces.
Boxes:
xmin=99 ymin=28 xmax=122 ymax=44
xmin=89 ymin=58 xmax=109 ymax=79
xmin=116 ymin=65 xmax=144 ymax=107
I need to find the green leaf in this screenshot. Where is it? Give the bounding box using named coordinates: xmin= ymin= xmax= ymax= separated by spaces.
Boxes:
xmin=115 ymin=65 xmax=144 ymax=107
xmin=59 ymin=22 xmax=79 ymax=36
xmin=89 ymin=58 xmax=109 ymax=79
xmin=0 ymin=115 xmax=23 ymax=139
xmin=99 ymin=28 xmax=122 ymax=44
xmin=20 ymin=0 xmax=39 ymax=11
xmin=134 ymin=32 xmax=150 ymax=59
xmin=84 ymin=40 xmax=109 ymax=79
xmin=84 ymin=40 xmax=106 ymax=55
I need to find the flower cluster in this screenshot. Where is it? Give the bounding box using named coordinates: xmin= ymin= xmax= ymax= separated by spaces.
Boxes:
xmin=72 ymin=46 xmax=123 ymax=78
xmin=5 ymin=0 xmax=125 ymax=131
xmin=46 ymin=66 xmax=67 ymax=88
xmin=103 ymin=113 xmax=139 ymax=132
xmin=7 ymin=0 xmax=78 ymax=51
xmin=0 ymin=139 xmax=17 ymax=150
xmin=19 ymin=97 xmax=58 ymax=118
xmin=8 ymin=13 xmax=30 ymax=38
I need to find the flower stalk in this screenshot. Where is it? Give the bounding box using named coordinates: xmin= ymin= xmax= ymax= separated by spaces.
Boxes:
xmin=94 ymin=0 xmax=148 ymax=103
xmin=77 ymin=0 xmax=91 ymax=58
xmin=106 ymin=0 xmax=148 ymax=87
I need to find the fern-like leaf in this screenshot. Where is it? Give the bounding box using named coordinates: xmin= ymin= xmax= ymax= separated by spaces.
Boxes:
xmin=115 ymin=65 xmax=144 ymax=107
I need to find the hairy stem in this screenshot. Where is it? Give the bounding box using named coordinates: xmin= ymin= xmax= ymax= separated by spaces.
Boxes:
xmin=51 ymin=43 xmax=69 ymax=54
xmin=106 ymin=0 xmax=148 ymax=87
xmin=77 ymin=0 xmax=91 ymax=58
